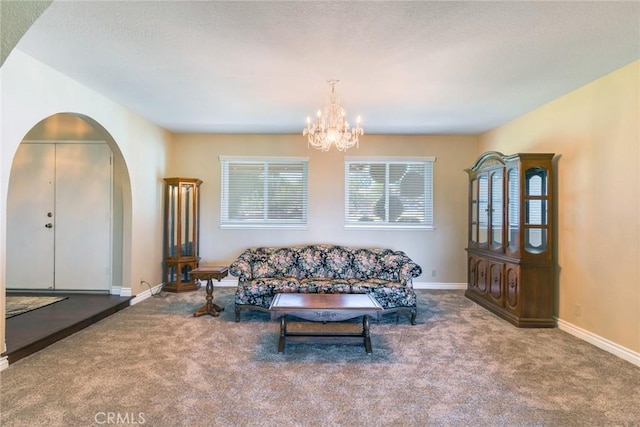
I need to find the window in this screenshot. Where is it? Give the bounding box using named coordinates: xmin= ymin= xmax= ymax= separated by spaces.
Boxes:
xmin=220 ymin=156 xmax=308 ymax=228
xmin=345 ymin=157 xmax=435 ymax=229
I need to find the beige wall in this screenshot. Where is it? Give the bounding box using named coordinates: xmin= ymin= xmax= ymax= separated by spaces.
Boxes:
xmin=168 ymin=134 xmax=478 ymax=285
xmin=479 ymin=61 xmax=640 ymax=353
xmin=1 ymin=50 xmax=172 ymax=354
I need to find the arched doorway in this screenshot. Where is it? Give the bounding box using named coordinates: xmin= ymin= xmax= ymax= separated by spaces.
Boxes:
xmin=6 ymin=113 xmax=132 ymax=295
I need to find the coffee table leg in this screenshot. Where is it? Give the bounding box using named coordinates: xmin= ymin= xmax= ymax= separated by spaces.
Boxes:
xmin=363 ymin=315 xmax=372 ymax=354
xmin=278 ymin=316 xmax=286 ymax=353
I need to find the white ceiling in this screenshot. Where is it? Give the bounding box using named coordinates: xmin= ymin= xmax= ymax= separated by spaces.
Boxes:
xmin=16 ymin=1 xmax=640 ymax=135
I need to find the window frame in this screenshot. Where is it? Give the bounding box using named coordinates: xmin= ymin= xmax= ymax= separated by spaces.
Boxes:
xmin=344 ymin=156 xmax=436 ymax=230
xmin=219 ymin=156 xmax=309 ymax=229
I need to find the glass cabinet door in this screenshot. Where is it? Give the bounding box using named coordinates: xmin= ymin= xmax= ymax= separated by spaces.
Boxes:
xmin=166 ymin=182 xmax=178 ymax=257
xmin=490 ymin=169 xmax=503 ymax=249
xmin=180 ymin=183 xmax=195 ymax=257
xmin=470 ymin=178 xmax=478 ymax=244
xmin=478 ymin=174 xmax=488 ymax=245
xmin=524 ymin=167 xmax=548 ymax=253
xmin=507 ymin=166 xmax=519 ymax=253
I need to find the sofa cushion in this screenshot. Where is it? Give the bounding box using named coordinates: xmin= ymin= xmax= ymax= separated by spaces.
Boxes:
xmin=323 ymin=245 xmax=355 ymax=279
xmin=298 ymin=278 xmax=351 ymax=294
xmin=351 ymin=248 xmax=380 ymax=279
xmin=297 ymin=245 xmax=329 ymax=278
xmin=252 ymin=247 xmax=298 ymax=278
xmin=262 ymin=277 xmax=300 ymax=293
xmin=349 ymin=278 xmax=395 ymax=293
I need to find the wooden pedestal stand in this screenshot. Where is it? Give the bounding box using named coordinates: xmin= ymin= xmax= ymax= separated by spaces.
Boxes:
xmin=190 ymin=266 xmax=228 ymax=317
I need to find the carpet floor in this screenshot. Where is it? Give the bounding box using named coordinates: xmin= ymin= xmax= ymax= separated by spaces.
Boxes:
xmin=1 ymin=288 xmax=639 ymax=426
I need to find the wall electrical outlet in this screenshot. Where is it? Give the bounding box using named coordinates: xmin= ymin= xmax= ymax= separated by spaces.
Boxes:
xmin=574 ymin=304 xmax=581 ymax=317
xmin=431 ymin=269 xmax=437 ymax=277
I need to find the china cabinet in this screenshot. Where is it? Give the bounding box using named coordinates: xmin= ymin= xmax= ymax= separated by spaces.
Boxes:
xmin=465 ymin=152 xmax=555 ymax=327
xmin=163 ymin=177 xmax=202 ymax=292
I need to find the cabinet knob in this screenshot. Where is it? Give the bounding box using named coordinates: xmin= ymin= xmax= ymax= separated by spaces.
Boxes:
xmin=45 ymin=223 xmax=53 ymax=228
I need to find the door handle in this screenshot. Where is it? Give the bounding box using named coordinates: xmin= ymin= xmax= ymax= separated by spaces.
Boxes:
xmin=45 ymin=223 xmax=53 ymax=228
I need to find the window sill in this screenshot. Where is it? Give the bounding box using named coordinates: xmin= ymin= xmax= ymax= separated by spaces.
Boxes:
xmin=220 ymin=224 xmax=308 ymax=230
xmin=344 ymin=224 xmax=436 ymax=231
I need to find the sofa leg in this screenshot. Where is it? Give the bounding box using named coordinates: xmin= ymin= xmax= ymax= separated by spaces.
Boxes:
xmin=409 ymin=309 xmax=417 ymax=325
xmin=235 ymin=306 xmax=241 ymax=322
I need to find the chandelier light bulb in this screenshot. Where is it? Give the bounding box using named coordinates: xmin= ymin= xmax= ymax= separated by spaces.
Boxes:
xmin=303 ymin=80 xmax=364 ymax=152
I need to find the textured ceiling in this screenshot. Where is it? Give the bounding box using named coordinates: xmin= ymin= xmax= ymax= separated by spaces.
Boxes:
xmin=0 ymin=0 xmax=51 ymax=66
xmin=15 ymin=1 xmax=640 ymax=134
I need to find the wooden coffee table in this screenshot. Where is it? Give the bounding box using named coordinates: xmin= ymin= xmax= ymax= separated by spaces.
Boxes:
xmin=269 ymin=293 xmax=383 ymax=354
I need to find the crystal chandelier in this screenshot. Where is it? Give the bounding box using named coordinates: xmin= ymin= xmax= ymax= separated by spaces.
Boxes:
xmin=303 ymin=80 xmax=364 ymax=151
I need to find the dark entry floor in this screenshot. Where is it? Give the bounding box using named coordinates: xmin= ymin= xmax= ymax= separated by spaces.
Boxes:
xmin=4 ymin=292 xmax=132 ymax=364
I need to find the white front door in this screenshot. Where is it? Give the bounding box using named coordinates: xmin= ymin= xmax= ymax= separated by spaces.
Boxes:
xmin=7 ymin=143 xmax=56 ymax=289
xmin=54 ymin=143 xmax=112 ymax=291
xmin=6 ymin=142 xmax=112 ymax=291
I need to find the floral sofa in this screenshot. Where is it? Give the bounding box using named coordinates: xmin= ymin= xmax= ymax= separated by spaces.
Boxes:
xmin=229 ymin=244 xmax=422 ymax=324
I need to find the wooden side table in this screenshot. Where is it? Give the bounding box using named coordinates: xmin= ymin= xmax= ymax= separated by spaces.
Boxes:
xmin=190 ymin=266 xmax=228 ymax=317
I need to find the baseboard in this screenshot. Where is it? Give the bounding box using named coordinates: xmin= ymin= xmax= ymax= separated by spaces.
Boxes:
xmin=414 ymin=282 xmax=466 ymax=290
xmin=557 ymin=318 xmax=640 ymax=368
xmin=0 ymin=355 xmax=9 ymax=372
xmin=130 ymin=283 xmax=164 ymax=305
xmin=109 ymin=287 xmax=132 ymax=297
xmin=217 ymin=278 xmax=238 ymax=287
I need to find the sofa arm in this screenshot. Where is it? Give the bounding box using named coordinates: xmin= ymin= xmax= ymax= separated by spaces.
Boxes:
xmin=229 ymin=249 xmax=254 ymax=282
xmin=399 ymin=261 xmax=422 ymax=286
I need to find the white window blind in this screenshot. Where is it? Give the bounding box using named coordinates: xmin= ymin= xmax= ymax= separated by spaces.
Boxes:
xmin=344 ymin=157 xmax=435 ymax=229
xmin=220 ymin=157 xmax=308 ymax=228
